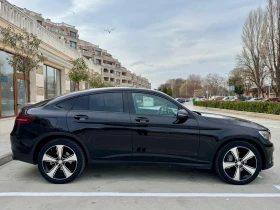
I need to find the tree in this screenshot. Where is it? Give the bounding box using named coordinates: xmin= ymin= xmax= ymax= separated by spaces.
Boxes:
xmin=236 ymin=8 xmax=269 ymax=97
xmin=68 ymin=58 xmax=89 ymax=91
xmin=166 ymin=88 xmax=172 ymax=97
xmin=88 ymin=72 xmax=113 ymax=88
xmin=234 ymin=86 xmax=245 ymax=96
xmin=265 ymin=0 xmax=280 ymax=96
xmin=0 ymin=26 xmax=47 ymax=103
xmin=202 ymin=73 xmax=225 ymax=96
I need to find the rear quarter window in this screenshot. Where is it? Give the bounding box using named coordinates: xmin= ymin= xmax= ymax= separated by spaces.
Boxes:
xmin=55 ymin=98 xmax=77 ymax=110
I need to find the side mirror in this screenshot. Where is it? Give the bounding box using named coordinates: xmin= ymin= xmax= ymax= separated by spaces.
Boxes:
xmin=177 ymin=109 xmax=188 ymax=120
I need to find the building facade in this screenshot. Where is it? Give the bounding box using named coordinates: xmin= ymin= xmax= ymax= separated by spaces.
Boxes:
xmin=0 ymin=0 xmax=151 ymax=121
xmin=19 ymin=7 xmax=151 ymax=89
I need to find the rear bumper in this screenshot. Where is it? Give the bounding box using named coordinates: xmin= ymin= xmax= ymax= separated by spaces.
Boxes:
xmin=10 ymin=134 xmax=35 ymax=164
xmin=12 ymin=151 xmax=35 ymax=164
xmin=262 ymin=144 xmax=274 ymax=170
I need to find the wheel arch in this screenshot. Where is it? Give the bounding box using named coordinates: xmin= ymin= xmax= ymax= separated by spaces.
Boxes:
xmin=212 ymin=138 xmax=266 ymax=170
xmin=33 ymin=133 xmax=90 ymax=164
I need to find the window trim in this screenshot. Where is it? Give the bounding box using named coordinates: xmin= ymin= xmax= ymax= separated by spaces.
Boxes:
xmin=88 ymin=92 xmax=126 ymax=113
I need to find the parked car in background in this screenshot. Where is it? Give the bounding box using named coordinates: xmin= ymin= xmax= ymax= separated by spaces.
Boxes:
xmin=222 ymin=96 xmax=235 ymax=101
xmin=196 ymin=97 xmax=206 ymax=101
xmin=214 ymin=96 xmax=224 ymax=101
xmin=175 ymin=98 xmax=186 ymax=103
xmin=263 ymin=98 xmax=280 ymax=102
xmin=248 ymin=98 xmax=264 ymax=102
xmin=185 ymin=98 xmax=190 ymax=102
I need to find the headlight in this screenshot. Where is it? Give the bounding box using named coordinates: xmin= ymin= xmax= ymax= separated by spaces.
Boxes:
xmin=259 ymin=131 xmax=271 ymax=141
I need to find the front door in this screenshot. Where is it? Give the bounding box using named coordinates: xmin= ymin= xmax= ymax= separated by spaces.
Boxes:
xmin=67 ymin=91 xmax=133 ymax=161
xmin=128 ymin=91 xmax=200 ymax=164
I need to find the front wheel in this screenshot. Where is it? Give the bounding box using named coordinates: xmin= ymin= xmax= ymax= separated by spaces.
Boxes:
xmin=215 ymin=141 xmax=262 ymax=185
xmin=37 ymin=139 xmax=86 ymax=184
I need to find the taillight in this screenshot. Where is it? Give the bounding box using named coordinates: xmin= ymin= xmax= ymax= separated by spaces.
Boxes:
xmin=15 ymin=115 xmax=35 ymax=125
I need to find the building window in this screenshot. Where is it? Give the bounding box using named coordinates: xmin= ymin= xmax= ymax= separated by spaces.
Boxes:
xmin=70 ymin=41 xmax=77 ymax=48
xmin=116 ymin=71 xmax=120 ymax=77
xmin=116 ymin=64 xmax=120 ymax=69
xmin=43 ymin=65 xmax=61 ymax=99
xmin=95 ymin=50 xmax=101 ymax=56
xmin=0 ymin=51 xmax=15 ymax=117
xmin=96 ymin=59 xmax=101 ymax=65
xmin=37 ymin=20 xmax=42 ymax=25
xmin=70 ymin=31 xmax=76 ymax=38
xmin=116 ymin=79 xmax=120 ymax=85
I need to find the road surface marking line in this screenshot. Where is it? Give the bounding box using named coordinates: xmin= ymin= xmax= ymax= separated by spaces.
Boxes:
xmin=274 ymin=186 xmax=280 ymax=191
xmin=257 ymin=175 xmax=263 ymax=178
xmin=0 ymin=192 xmax=280 ymax=197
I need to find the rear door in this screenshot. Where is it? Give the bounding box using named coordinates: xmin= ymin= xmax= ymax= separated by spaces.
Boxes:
xmin=67 ymin=91 xmax=132 ymax=161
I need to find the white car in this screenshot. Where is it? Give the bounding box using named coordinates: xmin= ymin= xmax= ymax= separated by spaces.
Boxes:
xmin=247 ymin=98 xmax=264 ymax=102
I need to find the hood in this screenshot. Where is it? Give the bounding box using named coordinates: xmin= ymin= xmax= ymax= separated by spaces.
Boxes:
xmin=199 ymin=112 xmax=268 ymax=130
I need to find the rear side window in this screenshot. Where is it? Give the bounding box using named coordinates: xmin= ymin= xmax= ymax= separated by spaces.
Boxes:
xmin=56 ymin=98 xmax=77 ymax=110
xmin=72 ymin=95 xmax=89 ymax=110
xmin=90 ymin=93 xmax=123 ymax=112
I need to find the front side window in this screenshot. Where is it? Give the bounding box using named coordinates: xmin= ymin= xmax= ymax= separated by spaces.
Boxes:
xmin=90 ymin=93 xmax=123 ymax=112
xmin=132 ymin=93 xmax=178 ymax=116
xmin=95 ymin=50 xmax=101 ymax=56
xmin=43 ymin=65 xmax=61 ymax=99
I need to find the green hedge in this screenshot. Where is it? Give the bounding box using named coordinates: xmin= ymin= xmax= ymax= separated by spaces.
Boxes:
xmin=194 ymin=101 xmax=280 ymax=115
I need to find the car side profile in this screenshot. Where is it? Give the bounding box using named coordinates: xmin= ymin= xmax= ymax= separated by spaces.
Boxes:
xmin=11 ymin=88 xmax=274 ymax=184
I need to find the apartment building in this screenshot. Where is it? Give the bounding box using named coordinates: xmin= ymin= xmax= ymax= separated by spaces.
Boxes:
xmin=78 ymin=40 xmax=151 ymax=89
xmin=19 ymin=7 xmax=151 ymax=89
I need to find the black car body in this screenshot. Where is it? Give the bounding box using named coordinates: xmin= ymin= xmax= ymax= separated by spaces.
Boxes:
xmin=175 ymin=98 xmax=186 ymax=103
xmin=11 ymin=88 xmax=274 ymax=184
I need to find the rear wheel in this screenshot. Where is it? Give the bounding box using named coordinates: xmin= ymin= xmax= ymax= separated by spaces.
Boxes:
xmin=37 ymin=139 xmax=85 ymax=184
xmin=215 ymin=141 xmax=262 ymax=185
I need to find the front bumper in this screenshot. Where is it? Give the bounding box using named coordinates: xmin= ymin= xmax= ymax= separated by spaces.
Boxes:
xmin=262 ymin=144 xmax=274 ymax=170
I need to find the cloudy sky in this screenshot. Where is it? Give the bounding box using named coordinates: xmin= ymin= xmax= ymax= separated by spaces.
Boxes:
xmin=10 ymin=0 xmax=265 ymax=88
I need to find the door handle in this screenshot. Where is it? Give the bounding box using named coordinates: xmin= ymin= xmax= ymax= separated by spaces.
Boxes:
xmin=74 ymin=115 xmax=89 ymax=120
xmin=135 ymin=117 xmax=149 ymax=122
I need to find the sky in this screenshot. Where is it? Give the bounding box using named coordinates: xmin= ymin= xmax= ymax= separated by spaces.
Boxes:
xmin=10 ymin=0 xmax=266 ymax=89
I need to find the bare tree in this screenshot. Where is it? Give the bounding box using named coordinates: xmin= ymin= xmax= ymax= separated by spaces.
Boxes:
xmin=230 ymin=68 xmax=253 ymax=94
xmin=265 ymin=0 xmax=280 ymax=96
xmin=202 ymin=73 xmax=225 ymax=96
xmin=236 ymin=7 xmax=269 ymax=97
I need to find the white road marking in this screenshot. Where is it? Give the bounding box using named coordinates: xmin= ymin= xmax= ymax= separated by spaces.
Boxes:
xmin=257 ymin=175 xmax=263 ymax=178
xmin=0 ymin=192 xmax=280 ymax=197
xmin=274 ymin=186 xmax=280 ymax=191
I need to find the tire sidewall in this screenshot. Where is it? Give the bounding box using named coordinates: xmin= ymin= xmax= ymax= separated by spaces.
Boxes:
xmin=38 ymin=139 xmax=85 ymax=184
xmin=216 ymin=141 xmax=262 ymax=185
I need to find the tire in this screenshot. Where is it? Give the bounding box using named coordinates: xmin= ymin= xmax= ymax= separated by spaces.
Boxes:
xmin=37 ymin=139 xmax=86 ymax=184
xmin=215 ymin=141 xmax=262 ymax=185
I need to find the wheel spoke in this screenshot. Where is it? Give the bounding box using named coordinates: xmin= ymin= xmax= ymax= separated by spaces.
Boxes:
xmin=61 ymin=164 xmax=73 ymax=178
xmin=229 ymin=147 xmax=239 ymax=161
xmin=242 ymin=150 xmax=255 ymax=162
xmin=243 ymin=164 xmax=256 ymax=175
xmin=223 ymin=161 xmax=236 ymax=169
xmin=42 ymin=154 xmax=57 ymax=162
xmin=233 ymin=167 xmax=240 ymax=181
xmin=46 ymin=164 xmax=59 ymax=178
xmin=63 ymin=153 xmax=77 ymax=162
xmin=56 ymin=145 xmax=64 ymax=159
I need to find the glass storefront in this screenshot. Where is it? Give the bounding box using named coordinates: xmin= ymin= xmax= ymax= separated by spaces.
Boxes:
xmin=43 ymin=65 xmax=61 ymax=99
xmin=0 ymin=51 xmax=15 ymax=117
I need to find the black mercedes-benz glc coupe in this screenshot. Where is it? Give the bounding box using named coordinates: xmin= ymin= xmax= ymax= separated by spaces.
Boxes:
xmin=10 ymin=88 xmax=274 ymax=184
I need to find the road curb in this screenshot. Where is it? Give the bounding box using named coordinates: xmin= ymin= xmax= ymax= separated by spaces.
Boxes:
xmin=193 ymin=106 xmax=280 ymax=120
xmin=0 ymin=152 xmax=13 ymax=167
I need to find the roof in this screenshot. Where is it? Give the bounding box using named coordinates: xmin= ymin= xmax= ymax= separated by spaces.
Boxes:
xmin=47 ymin=87 xmax=157 ymax=105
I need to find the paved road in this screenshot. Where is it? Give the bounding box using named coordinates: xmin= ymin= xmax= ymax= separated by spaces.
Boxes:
xmin=0 ymin=103 xmax=279 ymax=209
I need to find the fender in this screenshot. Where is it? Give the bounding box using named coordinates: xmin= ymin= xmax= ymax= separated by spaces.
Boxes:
xmin=31 ymin=131 xmax=91 ymax=163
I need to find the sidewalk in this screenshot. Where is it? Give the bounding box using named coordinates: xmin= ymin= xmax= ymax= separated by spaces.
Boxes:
xmin=0 ymin=117 xmax=14 ymax=166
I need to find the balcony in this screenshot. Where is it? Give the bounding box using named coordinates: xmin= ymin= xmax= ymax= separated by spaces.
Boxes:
xmin=103 ymin=63 xmax=115 ymax=68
